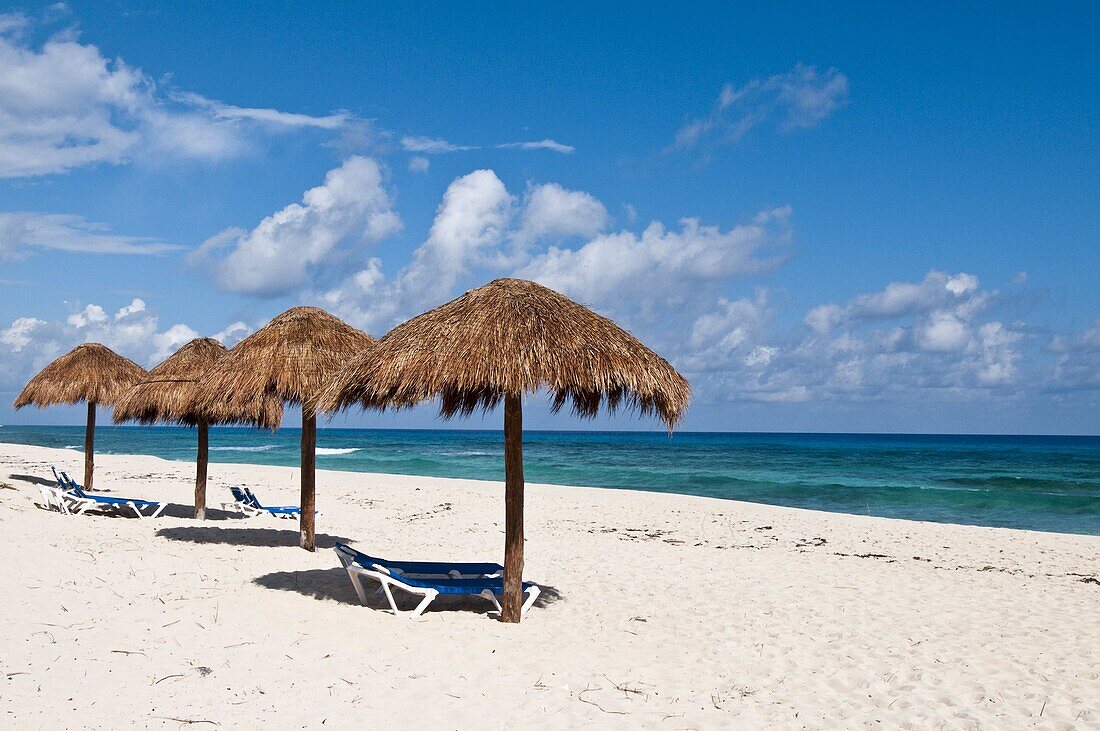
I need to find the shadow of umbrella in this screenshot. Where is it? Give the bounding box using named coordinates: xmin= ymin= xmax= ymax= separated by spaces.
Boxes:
xmin=8 ymin=473 xmax=58 ymax=487
xmin=157 ymin=503 xmax=250 ymax=521
xmin=156 ymin=526 xmax=353 ymax=548
xmin=254 ymin=567 xmax=565 ymax=614
xmin=254 ymin=568 xmax=362 ymax=605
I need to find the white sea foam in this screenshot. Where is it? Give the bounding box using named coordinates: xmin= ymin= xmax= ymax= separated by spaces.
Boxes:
xmin=316 ymin=447 xmax=361 ymax=456
xmin=210 ymin=445 xmax=277 ymax=452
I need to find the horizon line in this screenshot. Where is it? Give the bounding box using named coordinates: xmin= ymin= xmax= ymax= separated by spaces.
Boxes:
xmin=1 ymin=423 xmax=1097 ymax=439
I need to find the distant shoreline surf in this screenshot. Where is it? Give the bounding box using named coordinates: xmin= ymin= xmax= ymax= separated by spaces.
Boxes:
xmin=2 ymin=425 xmax=1097 ymax=536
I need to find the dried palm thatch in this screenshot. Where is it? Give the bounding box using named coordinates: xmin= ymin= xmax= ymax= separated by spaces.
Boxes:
xmin=194 ymin=307 xmax=375 ymax=429
xmin=320 ymin=278 xmax=690 ymax=623
xmin=13 ymin=343 xmax=146 ymax=409
xmin=13 ymin=342 xmax=146 ymax=492
xmin=319 ymin=278 xmax=691 ymax=427
xmin=113 ymin=338 xmax=228 ymax=425
xmin=112 ymin=337 xmax=230 ymax=520
xmin=193 ymin=306 xmax=375 ymax=550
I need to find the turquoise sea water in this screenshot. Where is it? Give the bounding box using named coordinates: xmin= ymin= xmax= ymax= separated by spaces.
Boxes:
xmin=1 ymin=425 xmax=1097 ymax=536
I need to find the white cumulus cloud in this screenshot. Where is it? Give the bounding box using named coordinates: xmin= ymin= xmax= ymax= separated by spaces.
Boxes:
xmin=0 ymin=298 xmax=213 ymax=395
xmin=315 ymin=171 xmax=793 ymax=348
xmin=518 ymin=206 xmax=792 ymax=321
xmin=318 ymin=169 xmax=515 ymax=333
xmin=189 ymin=156 xmax=402 ymax=297
xmin=512 ymin=182 xmax=609 ymax=250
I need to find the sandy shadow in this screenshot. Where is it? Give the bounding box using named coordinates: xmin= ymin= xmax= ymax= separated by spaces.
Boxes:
xmin=254 ymin=567 xmax=564 ymax=615
xmin=7 ymin=472 xmax=124 ymax=493
xmin=156 ymin=525 xmax=352 ymax=548
xmin=255 ymin=568 xmax=361 ymax=604
xmin=158 ymin=503 xmax=250 ymax=521
xmin=8 ymin=473 xmax=56 ymax=487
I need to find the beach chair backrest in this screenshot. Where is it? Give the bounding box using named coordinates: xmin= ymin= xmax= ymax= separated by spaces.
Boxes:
xmin=230 ymin=486 xmax=249 ymax=504
xmin=59 ymin=471 xmax=87 ymax=497
xmin=348 ymin=546 xmax=393 ymax=576
xmin=241 ymin=487 xmax=262 ymax=508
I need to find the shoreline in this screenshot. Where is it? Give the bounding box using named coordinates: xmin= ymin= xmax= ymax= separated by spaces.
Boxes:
xmin=8 ymin=442 xmax=1096 ymax=541
xmin=2 ymin=441 xmax=1098 ymax=727
xmin=3 ymin=428 xmax=1097 ymax=538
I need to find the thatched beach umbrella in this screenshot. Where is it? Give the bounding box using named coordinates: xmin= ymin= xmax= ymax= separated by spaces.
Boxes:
xmin=13 ymin=343 xmax=147 ymax=492
xmin=320 ymin=278 xmax=690 ymax=622
xmin=112 ymin=338 xmax=228 ymax=520
xmin=193 ymin=307 xmax=375 ymax=550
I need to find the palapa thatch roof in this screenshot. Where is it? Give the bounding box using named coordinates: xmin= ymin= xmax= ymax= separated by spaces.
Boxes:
xmin=112 ymin=338 xmax=228 ymax=425
xmin=319 ymin=278 xmax=691 ymax=429
xmin=193 ymin=306 xmax=375 ymax=429
xmin=13 ymin=343 xmax=147 ymax=409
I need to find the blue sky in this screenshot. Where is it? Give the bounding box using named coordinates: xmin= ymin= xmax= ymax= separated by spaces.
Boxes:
xmin=1 ymin=1 xmax=1097 ymax=434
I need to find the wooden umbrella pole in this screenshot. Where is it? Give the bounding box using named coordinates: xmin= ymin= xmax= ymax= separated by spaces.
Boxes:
xmin=84 ymin=401 xmax=96 ymax=491
xmin=502 ymin=393 xmax=525 ymax=623
xmin=195 ymin=419 xmax=209 ymax=520
xmin=300 ymin=410 xmax=317 ymax=551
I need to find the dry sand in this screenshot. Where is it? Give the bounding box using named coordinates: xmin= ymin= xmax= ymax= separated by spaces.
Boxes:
xmin=1 ymin=442 xmax=1097 ymax=729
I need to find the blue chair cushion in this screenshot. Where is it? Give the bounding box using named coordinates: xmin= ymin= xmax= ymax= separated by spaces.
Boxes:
xmin=337 ymin=543 xmax=504 ymax=581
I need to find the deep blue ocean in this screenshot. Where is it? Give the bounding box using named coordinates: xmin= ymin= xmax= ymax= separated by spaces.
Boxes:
xmin=1 ymin=425 xmax=1097 ymax=536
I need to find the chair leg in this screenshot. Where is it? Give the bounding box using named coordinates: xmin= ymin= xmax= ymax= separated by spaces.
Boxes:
xmin=379 ymin=581 xmax=401 ymax=615
xmin=351 ymin=571 xmax=370 ymax=604
xmin=377 ymin=580 xmax=437 ymax=617
xmin=521 ymin=585 xmax=542 ymax=615
xmin=410 ymin=589 xmax=439 ymax=617
xmin=479 ymin=589 xmax=503 ymax=615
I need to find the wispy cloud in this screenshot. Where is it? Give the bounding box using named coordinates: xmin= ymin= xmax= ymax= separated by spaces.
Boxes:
xmin=497 ymin=139 xmax=575 ymax=154
xmin=0 ymin=17 xmax=352 ymax=178
xmin=401 ymin=136 xmax=575 ymax=155
xmin=672 ymin=63 xmax=848 ymax=152
xmin=1047 ymin=319 xmax=1100 ymax=393
xmin=0 ymin=212 xmax=181 ymax=259
xmin=0 ymin=11 xmax=27 ymax=34
xmin=400 ymin=135 xmax=478 ymax=153
xmin=171 ymin=92 xmax=350 ymax=130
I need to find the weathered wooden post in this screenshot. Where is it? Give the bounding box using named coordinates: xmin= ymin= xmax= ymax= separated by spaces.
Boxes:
xmin=195 ymin=419 xmax=209 ymax=520
xmin=84 ymin=402 xmax=96 ymax=491
xmin=502 ymin=394 xmax=525 ymax=623
xmin=300 ymin=411 xmax=318 ymax=551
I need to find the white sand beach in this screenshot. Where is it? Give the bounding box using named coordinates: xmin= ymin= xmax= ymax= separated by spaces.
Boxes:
xmin=1 ymin=442 xmax=1097 ymax=729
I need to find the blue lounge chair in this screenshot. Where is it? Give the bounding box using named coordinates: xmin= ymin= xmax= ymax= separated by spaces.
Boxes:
xmin=58 ymin=470 xmax=166 ymax=519
xmin=38 ymin=466 xmax=76 ymax=513
xmin=224 ymin=486 xmax=301 ymax=519
xmin=335 ymin=542 xmax=503 ymax=578
xmin=50 ymin=465 xmax=68 ymax=490
xmin=334 ymin=542 xmax=540 ymax=617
